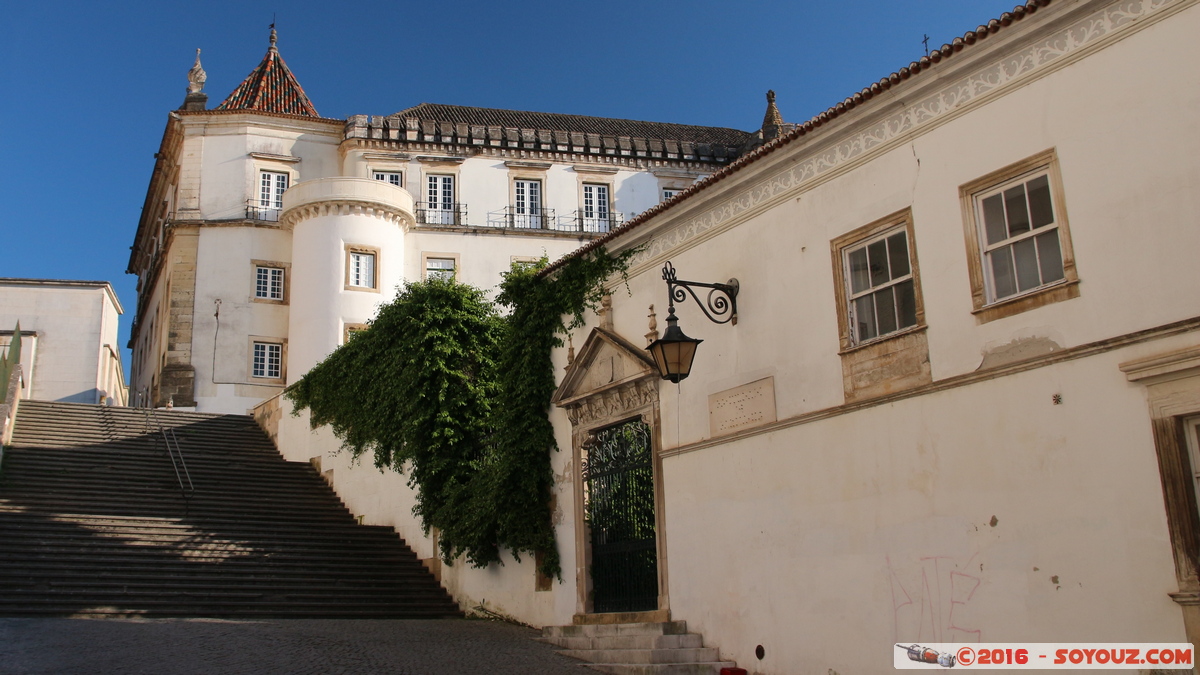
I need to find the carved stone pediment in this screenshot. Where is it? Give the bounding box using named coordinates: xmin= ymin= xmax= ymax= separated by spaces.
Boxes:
xmin=552 ymin=328 xmax=657 ymax=412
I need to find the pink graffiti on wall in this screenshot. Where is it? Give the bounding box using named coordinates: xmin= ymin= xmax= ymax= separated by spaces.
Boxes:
xmin=887 ymin=553 xmax=982 ymax=643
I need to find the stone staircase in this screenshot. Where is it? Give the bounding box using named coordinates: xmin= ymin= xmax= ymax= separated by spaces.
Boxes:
xmin=539 ymin=621 xmax=738 ymax=674
xmin=0 ymin=400 xmax=462 ymax=619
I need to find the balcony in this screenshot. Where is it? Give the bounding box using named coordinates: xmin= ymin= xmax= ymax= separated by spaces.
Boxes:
xmin=415 ymin=202 xmax=468 ymax=227
xmin=487 ymin=206 xmax=557 ymax=230
xmin=556 ymin=211 xmax=624 ymax=234
xmin=246 ymin=200 xmax=281 ymax=222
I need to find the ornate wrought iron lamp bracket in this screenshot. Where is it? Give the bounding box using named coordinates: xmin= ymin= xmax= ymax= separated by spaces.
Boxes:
xmin=661 ymin=261 xmax=739 ymax=326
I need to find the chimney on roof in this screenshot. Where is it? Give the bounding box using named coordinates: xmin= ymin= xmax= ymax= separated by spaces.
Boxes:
xmin=761 ymin=90 xmax=784 ymax=141
xmin=181 ymin=48 xmax=208 ymax=111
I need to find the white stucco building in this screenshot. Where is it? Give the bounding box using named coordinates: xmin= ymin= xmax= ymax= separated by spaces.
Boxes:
xmin=126 ymin=33 xmax=766 ymax=414
xmin=0 ymin=278 xmax=126 ymax=406
xmin=257 ymin=0 xmax=1200 ymax=671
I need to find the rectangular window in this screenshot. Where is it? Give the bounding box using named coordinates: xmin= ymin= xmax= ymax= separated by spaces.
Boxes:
xmin=425 ymin=175 xmax=455 ymax=224
xmin=252 ymin=342 xmax=282 ymax=379
xmin=582 ymin=184 xmax=610 ymax=232
xmin=254 ymin=266 xmax=284 ymax=300
xmin=843 ymin=225 xmax=919 ymax=345
xmin=661 ymin=188 xmax=680 ymax=202
xmin=1187 ymin=416 xmax=1200 ymax=526
xmin=374 ymin=171 xmax=402 ymax=187
xmin=260 ymin=171 xmax=289 ymax=209
xmin=348 ymin=251 xmax=376 ymax=288
xmin=960 ymin=150 xmax=1078 ymax=322
xmin=975 ymin=172 xmax=1064 ymax=302
xmin=343 ymin=323 xmax=368 ymax=345
xmin=425 ymin=257 xmax=456 ymax=281
xmin=514 ymin=179 xmax=543 ymax=228
xmin=830 ymin=210 xmax=930 ymax=401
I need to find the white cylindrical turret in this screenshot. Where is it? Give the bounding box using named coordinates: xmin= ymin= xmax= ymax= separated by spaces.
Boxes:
xmin=281 ymin=177 xmax=413 ymax=383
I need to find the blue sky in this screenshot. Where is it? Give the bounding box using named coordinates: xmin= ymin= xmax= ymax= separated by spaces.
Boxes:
xmin=0 ymin=1 xmax=1022 ymax=377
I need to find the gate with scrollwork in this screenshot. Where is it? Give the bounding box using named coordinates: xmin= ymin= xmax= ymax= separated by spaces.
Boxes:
xmin=582 ymin=418 xmax=658 ymax=613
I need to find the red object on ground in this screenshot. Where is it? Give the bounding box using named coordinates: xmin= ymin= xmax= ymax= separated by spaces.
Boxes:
xmin=720 ymin=669 xmax=748 ymax=675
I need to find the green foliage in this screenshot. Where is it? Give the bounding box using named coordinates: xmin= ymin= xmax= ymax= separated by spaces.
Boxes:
xmin=286 ymin=248 xmax=636 ymax=581
xmin=285 ymin=279 xmax=502 ymax=563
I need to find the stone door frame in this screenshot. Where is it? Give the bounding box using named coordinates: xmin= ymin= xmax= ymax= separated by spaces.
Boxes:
xmin=553 ymin=328 xmax=670 ymax=619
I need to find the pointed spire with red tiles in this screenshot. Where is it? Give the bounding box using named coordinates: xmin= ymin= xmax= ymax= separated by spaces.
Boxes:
xmin=216 ymin=27 xmax=319 ymax=117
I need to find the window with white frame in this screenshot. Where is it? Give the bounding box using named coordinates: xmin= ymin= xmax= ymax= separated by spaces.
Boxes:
xmin=841 ymin=224 xmax=919 ymax=345
xmin=348 ymin=251 xmax=376 ymax=289
xmin=974 ymin=170 xmax=1065 ymax=302
xmin=425 ymin=257 xmax=456 ymax=281
xmin=425 ymin=175 xmax=456 ymax=224
xmin=960 ymin=151 xmax=1077 ymax=320
xmin=374 ymin=171 xmax=402 ymax=187
xmin=254 ymin=265 xmax=285 ymax=301
xmin=514 ymin=179 xmax=543 ymax=228
xmin=260 ymin=171 xmax=289 ymax=210
xmin=661 ymin=188 xmax=681 ymax=202
xmin=252 ymin=342 xmax=282 ymax=379
xmin=582 ymin=183 xmax=610 ymax=232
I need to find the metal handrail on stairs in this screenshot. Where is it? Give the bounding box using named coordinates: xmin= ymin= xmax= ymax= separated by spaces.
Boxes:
xmin=142 ymin=407 xmax=194 ymax=504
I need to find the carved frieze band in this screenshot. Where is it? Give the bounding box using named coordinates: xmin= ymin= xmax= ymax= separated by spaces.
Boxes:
xmin=628 ymin=0 xmax=1181 ymax=270
xmin=280 ymin=200 xmax=414 ymax=230
xmin=565 ymin=377 xmax=659 ymax=427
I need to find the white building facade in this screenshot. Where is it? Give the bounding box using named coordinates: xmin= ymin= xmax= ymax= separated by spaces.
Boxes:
xmin=0 ymin=278 xmax=126 ymax=406
xmin=126 ymin=33 xmax=760 ymax=414
xmin=535 ymin=0 xmax=1200 ymax=670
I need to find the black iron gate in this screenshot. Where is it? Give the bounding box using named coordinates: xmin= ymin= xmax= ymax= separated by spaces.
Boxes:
xmin=583 ymin=419 xmax=658 ymax=613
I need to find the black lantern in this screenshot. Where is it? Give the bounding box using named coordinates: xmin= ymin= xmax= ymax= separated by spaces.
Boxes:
xmin=646 ymin=262 xmax=738 ymax=382
xmin=647 ymin=307 xmax=702 ymax=383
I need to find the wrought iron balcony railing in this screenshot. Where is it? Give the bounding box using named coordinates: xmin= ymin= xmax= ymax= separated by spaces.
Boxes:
xmin=556 ymin=211 xmax=624 ymax=234
xmin=416 ymin=202 xmax=468 ymax=227
xmin=487 ymin=206 xmax=557 ymax=230
xmin=246 ymin=200 xmax=282 ymax=222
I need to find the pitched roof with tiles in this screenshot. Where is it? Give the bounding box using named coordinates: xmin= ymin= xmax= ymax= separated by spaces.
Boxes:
xmin=392 ymin=103 xmax=753 ymax=147
xmin=216 ymin=29 xmax=319 ymax=117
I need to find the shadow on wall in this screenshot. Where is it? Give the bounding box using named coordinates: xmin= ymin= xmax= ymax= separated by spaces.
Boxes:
xmin=58 ymin=388 xmax=105 ymax=405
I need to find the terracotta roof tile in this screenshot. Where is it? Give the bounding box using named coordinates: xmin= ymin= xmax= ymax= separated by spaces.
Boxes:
xmin=216 ymin=29 xmax=319 ymax=117
xmin=392 ymin=103 xmax=752 ymax=147
xmin=541 ymin=0 xmax=1054 ymax=277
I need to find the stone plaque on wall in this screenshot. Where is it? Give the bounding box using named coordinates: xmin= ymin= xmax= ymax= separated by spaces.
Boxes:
xmin=708 ymin=377 xmax=776 ymax=437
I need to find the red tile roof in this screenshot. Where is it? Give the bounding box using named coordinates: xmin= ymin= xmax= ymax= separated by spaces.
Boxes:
xmin=216 ymin=30 xmax=319 ymax=117
xmin=541 ymin=0 xmax=1053 ymax=276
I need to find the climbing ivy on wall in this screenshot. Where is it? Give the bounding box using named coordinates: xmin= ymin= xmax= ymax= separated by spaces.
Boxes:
xmin=286 ymin=247 xmax=636 ymax=580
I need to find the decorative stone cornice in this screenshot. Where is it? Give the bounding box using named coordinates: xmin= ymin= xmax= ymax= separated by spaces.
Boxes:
xmin=278 ymin=176 xmax=415 ymax=230
xmin=564 ymin=377 xmax=659 ymax=427
xmin=249 ymin=152 xmax=300 ymax=163
xmin=338 ymin=138 xmax=723 ymax=173
xmin=280 ymin=200 xmax=413 ymax=230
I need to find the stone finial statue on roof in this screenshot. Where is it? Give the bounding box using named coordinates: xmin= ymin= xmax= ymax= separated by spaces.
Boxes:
xmin=762 ymin=90 xmax=785 ymax=141
xmin=187 ymin=48 xmax=207 ymax=94
xmin=181 ymin=48 xmax=209 ymax=111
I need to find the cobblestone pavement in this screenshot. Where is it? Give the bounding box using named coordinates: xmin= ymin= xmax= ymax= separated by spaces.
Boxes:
xmin=0 ymin=617 xmax=591 ymax=675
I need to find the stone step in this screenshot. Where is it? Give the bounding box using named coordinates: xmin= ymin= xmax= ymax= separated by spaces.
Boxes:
xmin=582 ymin=664 xmax=739 ymax=675
xmin=559 ymin=647 xmax=721 ymax=665
xmin=1 ymin=401 xmax=461 ymax=619
xmin=538 ymin=633 xmax=704 ymax=650
xmin=543 ymin=621 xmax=690 ymax=638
